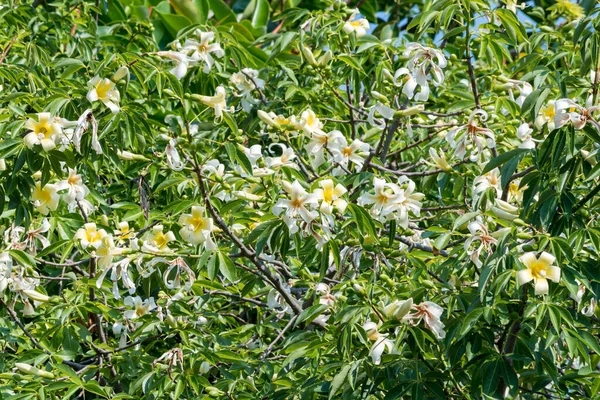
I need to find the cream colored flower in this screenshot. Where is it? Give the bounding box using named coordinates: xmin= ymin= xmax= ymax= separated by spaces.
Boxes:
xmin=362 ymin=322 xmax=395 ymax=365
xmin=314 ymin=179 xmax=347 ymax=215
xmin=178 ymin=206 xmax=216 ymax=250
xmin=535 ymin=101 xmax=557 ymax=131
xmin=23 ymin=113 xmax=63 ymax=151
xmin=75 ymin=223 xmax=107 ymax=249
xmin=194 ymin=86 xmax=231 ymax=121
xmin=428 ymin=147 xmax=452 ymax=171
xmin=142 ymin=225 xmax=176 ymax=253
xmin=87 ymin=76 xmax=120 ymax=113
xmin=403 ymin=301 xmax=446 ymax=340
xmin=383 ymin=298 xmax=413 ymax=320
xmin=297 ymin=109 xmax=323 ymax=135
xmin=272 ymin=181 xmax=318 ymax=233
xmin=517 ymin=252 xmax=561 ymax=295
xmin=32 ymin=183 xmax=60 ymax=215
xmin=181 ymin=30 xmax=224 ymax=73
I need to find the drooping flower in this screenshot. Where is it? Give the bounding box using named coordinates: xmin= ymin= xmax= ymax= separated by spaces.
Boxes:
xmin=313 ymin=179 xmax=348 ymax=216
xmin=165 ymin=139 xmax=185 ymax=171
xmin=517 ymin=252 xmax=561 ymax=295
xmin=32 ymin=183 xmax=60 ymax=215
xmin=464 ymin=221 xmax=497 ymax=267
xmin=23 ymin=113 xmax=63 ymax=151
xmin=87 ymin=76 xmax=120 ymax=113
xmin=156 ymin=51 xmax=193 ymax=80
xmin=75 ymin=223 xmax=107 ymax=249
xmin=394 ymin=43 xmax=447 ymax=101
xmin=343 ymin=10 xmax=370 ymax=37
xmin=178 ymin=206 xmax=216 ymax=250
xmin=553 ymin=99 xmax=600 ymax=130
xmin=96 ymin=253 xmax=134 ymax=299
xmin=181 ymin=30 xmax=224 ymax=73
xmin=446 ymin=110 xmax=496 ymax=161
xmin=0 ymin=253 xmax=12 ymax=294
xmin=394 ymin=176 xmax=425 ymax=229
xmin=72 ymin=109 xmax=100 ymax=154
xmin=362 ymin=322 xmax=395 ymax=365
xmin=315 ymin=283 xmax=336 ymax=306
xmin=394 ymin=67 xmax=430 ymax=102
xmin=517 ymin=123 xmax=535 ymax=149
xmin=124 ymin=296 xmax=157 ymax=319
xmin=264 ymin=144 xmax=298 ymax=169
xmin=272 ymin=180 xmax=318 ymax=233
xmin=506 ymin=79 xmax=532 ymax=108
xmin=403 ymin=301 xmax=446 ymax=339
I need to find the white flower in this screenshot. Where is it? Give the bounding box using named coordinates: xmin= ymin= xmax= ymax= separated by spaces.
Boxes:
xmin=582 ymin=299 xmax=596 ymax=317
xmin=305 ymin=130 xmax=344 ymax=168
xmin=473 ymin=168 xmax=502 ymax=201
xmin=313 ymin=179 xmax=348 ymax=216
xmin=272 ymin=181 xmax=318 ymax=234
xmin=362 ymin=322 xmax=395 ymax=365
xmin=23 ymin=113 xmax=63 ymax=151
xmin=0 ymin=253 xmax=12 ymax=294
xmin=32 ymin=183 xmax=60 ymax=215
xmin=367 ymin=103 xmax=395 ymax=130
xmin=358 ymin=177 xmax=402 ymax=222
xmin=394 ymin=67 xmax=430 ymax=101
xmin=394 ymin=176 xmax=425 ymax=229
xmin=315 ymin=283 xmax=336 ymax=306
xmin=394 ymin=43 xmax=446 ymax=101
xmin=553 ymin=98 xmax=600 ymax=130
xmin=87 ymin=76 xmax=120 ymax=113
xmin=178 ymin=206 xmax=216 ymax=250
xmin=516 ymin=252 xmax=561 ymax=295
xmin=382 ymin=298 xmax=413 ymax=320
xmin=72 ymin=109 xmax=100 ymax=154
xmin=165 ymin=139 xmax=185 ymax=171
xmin=124 ymin=296 xmax=157 ymax=319
xmin=506 ymin=79 xmax=532 ymax=108
xmin=257 ymin=111 xmax=297 ymax=131
xmin=181 ymin=30 xmax=224 ymax=73
xmin=156 ymin=51 xmax=193 ymax=80
xmin=264 ymin=144 xmax=298 ymax=169
xmin=343 ymin=10 xmax=370 ymax=37
xmin=56 ymin=168 xmax=92 ymax=212
xmin=446 ymin=110 xmax=496 ymax=161
xmin=230 ymin=68 xmax=264 ymax=112
xmin=331 ymin=137 xmax=370 ymax=173
xmin=403 ymin=301 xmax=446 ymax=340
xmin=517 ymin=123 xmax=535 ymax=149
xmin=96 ymin=253 xmax=134 ymax=299
xmin=464 ymin=221 xmax=497 ymax=267
xmin=428 ymin=147 xmax=452 ymax=171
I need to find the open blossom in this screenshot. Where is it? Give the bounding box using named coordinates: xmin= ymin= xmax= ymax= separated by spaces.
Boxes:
xmin=142 ymin=225 xmax=176 ymax=253
xmin=315 ymin=283 xmax=336 ymax=306
xmin=23 ymin=113 xmax=63 ymax=151
xmin=517 ymin=123 xmax=535 ymax=149
xmin=517 ymin=252 xmax=561 ymax=295
xmin=124 ymin=296 xmax=157 ymax=319
xmin=56 ymin=168 xmax=93 ymax=213
xmin=314 ymin=179 xmax=347 ymax=216
xmin=272 ymin=180 xmax=318 ymax=233
xmin=394 ymin=176 xmax=425 ymax=229
xmin=343 ymin=10 xmax=370 ymax=37
xmin=96 ymin=253 xmax=134 ymax=299
xmin=181 ymin=30 xmax=224 ymax=74
xmin=32 ymin=183 xmax=60 ymax=215
xmin=230 ymin=68 xmax=264 ymax=111
xmin=363 ymin=322 xmax=395 ymax=365
xmin=87 ymin=76 xmax=120 ymax=113
xmin=165 ymin=139 xmax=185 ymax=171
xmin=506 ymin=79 xmax=532 ymax=108
xmin=264 ymin=144 xmax=297 ymax=169
xmin=305 ymin=130 xmax=343 ymax=168
xmin=0 ymin=253 xmax=11 ymax=294
xmin=358 ymin=177 xmax=402 ymax=222
xmin=446 ymin=110 xmax=496 ymax=161
xmin=394 ymin=43 xmax=447 ymax=101
xmin=195 ymin=86 xmax=231 ymax=121
xmin=403 ymin=301 xmax=446 ymax=340
xmin=473 ymin=168 xmax=502 ymax=201
xmin=156 ymin=51 xmax=193 ymax=80
xmin=75 ymin=223 xmax=107 ymax=249
xmin=297 ymin=109 xmax=323 ymax=135
xmin=464 ymin=221 xmax=497 ymax=267
xmin=553 ymin=99 xmax=600 ymax=130
xmin=535 ymin=101 xmax=557 ymax=131
xmin=330 ymin=137 xmax=370 ymax=173
xmin=72 ymin=109 xmax=101 ymax=154
xmin=178 ymin=206 xmax=216 ymax=250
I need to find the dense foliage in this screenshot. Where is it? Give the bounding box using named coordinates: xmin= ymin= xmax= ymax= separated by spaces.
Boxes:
xmin=1 ymin=0 xmax=600 ymax=398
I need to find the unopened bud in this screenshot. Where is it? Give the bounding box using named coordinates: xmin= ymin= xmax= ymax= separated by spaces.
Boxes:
xmin=301 ymin=45 xmax=318 ymax=66
xmin=318 ymin=50 xmax=332 ymax=66
xmin=22 ymin=290 xmax=50 ymax=303
xmin=113 ymin=66 xmax=129 ymax=81
xmin=15 ymin=363 xmax=55 ymax=379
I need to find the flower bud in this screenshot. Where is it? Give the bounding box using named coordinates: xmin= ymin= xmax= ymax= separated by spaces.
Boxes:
xmin=0 ymin=159 xmax=6 ymax=171
xmin=15 ymin=363 xmax=55 ymax=379
xmin=257 ymin=110 xmax=277 ymax=127
xmin=22 ymin=290 xmax=50 ymax=303
xmin=318 ymin=50 xmax=332 ymax=66
xmin=383 ymin=298 xmax=413 ymax=320
xmin=113 ymin=66 xmax=129 ymax=81
xmin=301 ymin=45 xmax=318 ymax=66
xmin=491 ymin=199 xmax=519 ymax=221
xmin=396 ymin=104 xmax=424 ymax=117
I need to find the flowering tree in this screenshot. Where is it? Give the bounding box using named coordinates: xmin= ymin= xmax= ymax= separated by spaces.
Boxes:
xmin=1 ymin=0 xmax=600 ymax=398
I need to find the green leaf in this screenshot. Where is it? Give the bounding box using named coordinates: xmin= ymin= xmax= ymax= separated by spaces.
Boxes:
xmin=482 ymin=148 xmax=529 ymax=174
xmin=9 ymin=249 xmax=36 ymax=267
xmin=209 ymin=0 xmax=236 ymax=24
xmin=217 ymin=252 xmax=237 ymax=282
xmin=329 ymin=364 xmax=351 ymax=399
xmin=251 ymin=0 xmax=269 ymax=29
xmin=295 ymin=304 xmax=328 ymax=326
xmin=496 ymin=9 xmax=528 ymax=44
xmin=482 ymin=358 xmax=502 ymax=396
